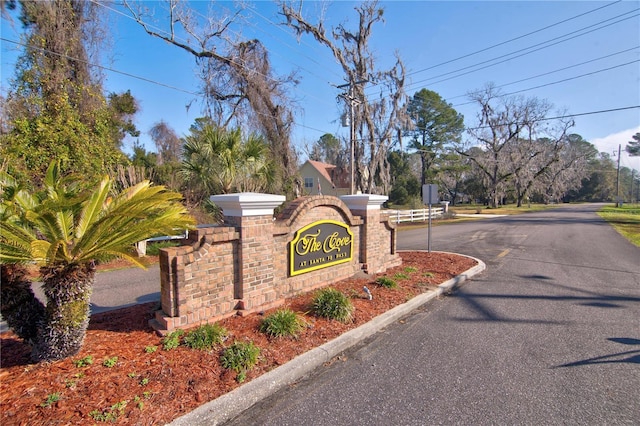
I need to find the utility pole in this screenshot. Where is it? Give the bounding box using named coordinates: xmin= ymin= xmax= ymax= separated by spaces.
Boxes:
xmin=337 ymin=79 xmax=368 ymax=195
xmin=615 ymin=144 xmax=621 ymax=207
xmin=631 ymin=169 xmax=636 ymax=203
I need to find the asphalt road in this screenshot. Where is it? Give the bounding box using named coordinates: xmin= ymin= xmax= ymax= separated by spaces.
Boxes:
xmin=224 ymin=203 xmax=640 ymax=425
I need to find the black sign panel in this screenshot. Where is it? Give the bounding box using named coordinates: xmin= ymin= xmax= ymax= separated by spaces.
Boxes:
xmin=290 ymin=220 xmax=354 ymax=276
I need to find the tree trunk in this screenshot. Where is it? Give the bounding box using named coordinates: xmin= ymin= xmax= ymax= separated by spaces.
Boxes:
xmin=0 ymin=264 xmax=45 ymax=344
xmin=31 ymin=263 xmax=95 ymax=362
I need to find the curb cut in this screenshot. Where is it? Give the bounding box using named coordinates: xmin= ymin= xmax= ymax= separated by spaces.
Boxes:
xmin=168 ymin=252 xmax=486 ymax=426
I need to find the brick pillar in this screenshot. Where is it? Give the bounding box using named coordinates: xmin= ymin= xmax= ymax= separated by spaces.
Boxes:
xmin=211 ymin=193 xmax=286 ymax=315
xmin=341 ymin=194 xmax=397 ymax=274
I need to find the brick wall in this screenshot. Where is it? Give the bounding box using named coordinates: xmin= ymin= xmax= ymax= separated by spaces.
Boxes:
xmin=152 ymin=194 xmax=400 ymax=333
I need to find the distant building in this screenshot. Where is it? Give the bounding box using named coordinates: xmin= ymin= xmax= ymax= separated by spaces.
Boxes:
xmin=298 ymin=160 xmax=350 ymax=197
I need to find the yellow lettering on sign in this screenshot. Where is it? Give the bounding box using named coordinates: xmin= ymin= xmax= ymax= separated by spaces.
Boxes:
xmin=295 ymin=230 xmax=322 ymax=255
xmin=289 ymin=220 xmax=354 ymax=276
xmin=323 ymin=232 xmax=352 ymax=254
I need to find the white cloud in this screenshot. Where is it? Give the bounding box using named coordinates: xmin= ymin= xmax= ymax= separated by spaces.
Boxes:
xmin=590 ymin=126 xmax=640 ymax=171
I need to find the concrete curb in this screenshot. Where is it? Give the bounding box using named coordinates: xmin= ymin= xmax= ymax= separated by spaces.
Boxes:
xmin=168 ymin=252 xmax=486 ymax=426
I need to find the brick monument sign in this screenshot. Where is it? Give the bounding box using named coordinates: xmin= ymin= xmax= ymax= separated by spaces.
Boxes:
xmin=150 ymin=193 xmax=401 ymax=333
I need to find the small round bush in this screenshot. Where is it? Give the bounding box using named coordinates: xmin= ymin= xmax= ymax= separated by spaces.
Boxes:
xmin=376 ymin=276 xmax=398 ymax=288
xmin=183 ymin=323 xmax=228 ymax=350
xmin=312 ymin=288 xmax=354 ymax=323
xmin=259 ymin=309 xmax=306 ymax=339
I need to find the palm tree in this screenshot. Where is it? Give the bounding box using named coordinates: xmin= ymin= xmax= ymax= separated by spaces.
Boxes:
xmin=0 ymin=162 xmax=195 ymax=362
xmin=181 ymin=122 xmax=275 ymax=200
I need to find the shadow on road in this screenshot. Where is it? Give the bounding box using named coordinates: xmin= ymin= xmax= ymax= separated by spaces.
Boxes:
xmin=90 ymin=292 xmax=160 ymax=315
xmin=554 ymin=338 xmax=640 ymax=367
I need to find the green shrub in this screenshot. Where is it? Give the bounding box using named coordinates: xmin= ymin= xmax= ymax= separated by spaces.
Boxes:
xmin=162 ymin=329 xmax=184 ymax=350
xmin=73 ymin=355 xmax=94 ymax=368
xmin=102 ymin=356 xmax=118 ymax=368
xmin=404 ymin=266 xmax=418 ymax=273
xmin=183 ymin=323 xmax=228 ymax=350
xmin=220 ymin=341 xmax=261 ymax=383
xmin=376 ymin=276 xmax=398 ymax=288
xmin=393 ymin=273 xmax=409 ymax=281
xmin=41 ymin=392 xmax=60 ymax=408
xmin=259 ymin=309 xmax=306 ymax=339
xmin=312 ymin=288 xmax=354 ymax=323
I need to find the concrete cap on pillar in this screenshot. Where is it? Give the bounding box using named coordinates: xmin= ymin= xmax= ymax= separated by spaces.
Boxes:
xmin=340 ymin=194 xmax=388 ymax=211
xmin=210 ymin=192 xmax=286 ymax=217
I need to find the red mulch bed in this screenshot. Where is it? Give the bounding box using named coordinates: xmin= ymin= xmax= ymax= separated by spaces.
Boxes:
xmin=0 ymin=252 xmax=477 ymax=425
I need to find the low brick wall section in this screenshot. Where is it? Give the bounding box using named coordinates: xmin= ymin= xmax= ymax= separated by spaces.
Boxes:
xmin=151 ymin=194 xmax=401 ymax=333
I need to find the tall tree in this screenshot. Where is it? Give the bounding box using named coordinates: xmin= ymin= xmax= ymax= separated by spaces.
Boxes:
xmin=0 ymin=0 xmax=136 ymax=185
xmin=123 ymin=0 xmax=298 ymax=194
xmin=0 ymin=162 xmax=195 ymax=362
xmin=438 ymin=149 xmax=471 ymax=206
xmin=536 ymin=134 xmax=594 ymax=203
xmin=464 ymin=83 xmax=573 ymax=207
xmin=387 ymin=150 xmax=420 ymax=205
xmin=281 ymin=0 xmax=411 ymax=194
xmin=309 ymin=133 xmax=344 ymax=165
xmin=406 ymin=89 xmax=464 ymax=185
xmin=626 ymin=132 xmax=640 ymax=156
xmin=149 ymin=120 xmax=182 ymax=165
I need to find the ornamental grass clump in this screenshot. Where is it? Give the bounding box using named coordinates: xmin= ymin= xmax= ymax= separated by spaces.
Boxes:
xmin=183 ymin=323 xmax=228 ymax=350
xmin=312 ymin=288 xmax=354 ymax=323
xmin=259 ymin=308 xmax=306 ymax=339
xmin=220 ymin=341 xmax=261 ymax=383
xmin=376 ymin=276 xmax=398 ymax=288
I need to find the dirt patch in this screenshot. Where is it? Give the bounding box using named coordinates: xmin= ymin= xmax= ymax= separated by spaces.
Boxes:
xmin=1 ymin=251 xmax=477 ymax=425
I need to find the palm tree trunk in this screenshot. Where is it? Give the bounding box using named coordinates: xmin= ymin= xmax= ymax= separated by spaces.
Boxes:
xmin=0 ymin=264 xmax=45 ymax=343
xmin=31 ymin=263 xmax=95 ymax=362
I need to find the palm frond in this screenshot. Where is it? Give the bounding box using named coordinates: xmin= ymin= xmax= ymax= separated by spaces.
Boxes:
xmin=31 ymin=239 xmax=52 ymax=264
xmin=3 ymin=162 xmax=195 ymax=269
xmin=76 ymin=177 xmax=111 ymax=241
xmin=0 ymin=221 xmax=36 ymax=264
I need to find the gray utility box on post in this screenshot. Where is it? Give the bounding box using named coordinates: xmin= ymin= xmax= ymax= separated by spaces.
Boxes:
xmin=422 ymin=184 xmax=439 ymax=205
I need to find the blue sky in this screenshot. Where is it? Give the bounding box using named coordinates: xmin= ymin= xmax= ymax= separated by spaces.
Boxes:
xmin=2 ymin=1 xmax=639 ymax=171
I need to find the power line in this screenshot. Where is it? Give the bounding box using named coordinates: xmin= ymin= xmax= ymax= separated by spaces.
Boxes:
xmin=0 ymin=37 xmax=200 ymax=96
xmin=394 ymin=9 xmax=640 ymax=96
xmin=466 ymin=106 xmax=640 ymax=132
xmin=452 ymin=60 xmax=640 ymax=108
xmin=447 ymin=46 xmax=640 ymax=101
xmin=406 ymin=0 xmax=623 ymax=78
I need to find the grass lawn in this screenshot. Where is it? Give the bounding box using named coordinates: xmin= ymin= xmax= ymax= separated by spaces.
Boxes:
xmin=449 ymin=203 xmax=562 ymax=215
xmin=597 ymin=204 xmax=640 ymax=247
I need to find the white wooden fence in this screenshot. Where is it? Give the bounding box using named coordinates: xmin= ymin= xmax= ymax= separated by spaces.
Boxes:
xmin=387 ymin=207 xmax=444 ymax=224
